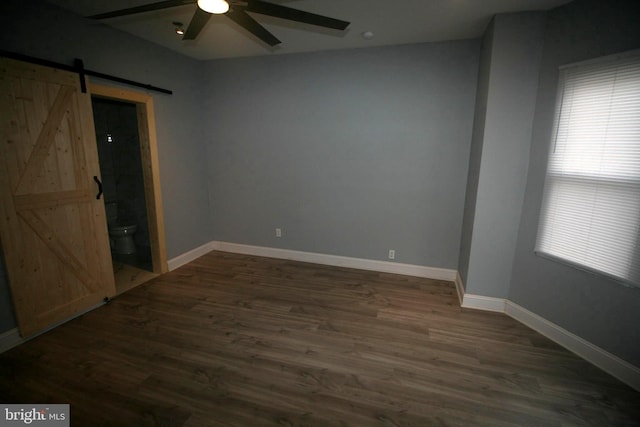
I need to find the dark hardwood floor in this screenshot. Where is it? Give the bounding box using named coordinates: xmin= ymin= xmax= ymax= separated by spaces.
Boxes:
xmin=1 ymin=251 xmax=638 ymax=426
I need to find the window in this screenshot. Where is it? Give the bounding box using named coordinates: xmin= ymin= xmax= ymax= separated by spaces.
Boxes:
xmin=536 ymin=50 xmax=640 ymax=287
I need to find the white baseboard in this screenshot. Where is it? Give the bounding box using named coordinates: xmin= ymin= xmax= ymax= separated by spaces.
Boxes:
xmin=167 ymin=241 xmax=216 ymax=271
xmin=459 ymin=293 xmax=639 ymax=391
xmin=0 ymin=328 xmax=23 ymax=354
xmin=461 ymin=293 xmax=507 ymax=312
xmin=169 ymin=240 xmax=639 ymax=391
xmin=504 ymin=301 xmax=640 ymax=392
xmin=455 ymin=276 xmax=639 ymax=391
xmin=210 ymin=241 xmax=458 ymax=281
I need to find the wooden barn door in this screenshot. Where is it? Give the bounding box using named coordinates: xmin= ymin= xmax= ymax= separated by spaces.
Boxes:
xmin=0 ymin=58 xmax=115 ymax=337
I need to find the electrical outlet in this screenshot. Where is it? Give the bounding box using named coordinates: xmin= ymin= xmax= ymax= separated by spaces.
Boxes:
xmin=388 ymin=249 xmax=395 ymax=260
xmin=275 ymin=228 xmax=282 ymax=238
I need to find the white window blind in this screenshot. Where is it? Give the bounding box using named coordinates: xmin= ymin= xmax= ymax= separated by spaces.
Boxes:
xmin=536 ymin=50 xmax=640 ymax=287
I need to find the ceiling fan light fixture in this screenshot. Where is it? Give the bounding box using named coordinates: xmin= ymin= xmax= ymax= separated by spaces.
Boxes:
xmin=197 ymin=0 xmax=230 ymax=14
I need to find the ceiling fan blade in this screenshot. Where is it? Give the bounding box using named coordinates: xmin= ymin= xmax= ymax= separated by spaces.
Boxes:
xmin=245 ymin=0 xmax=350 ymax=31
xmin=226 ymin=8 xmax=281 ymax=47
xmin=183 ymin=8 xmax=212 ymax=40
xmin=89 ymin=0 xmax=195 ymax=19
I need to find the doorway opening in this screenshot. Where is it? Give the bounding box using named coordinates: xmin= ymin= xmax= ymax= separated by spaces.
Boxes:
xmin=93 ymin=97 xmax=152 ymax=271
xmin=89 ymin=83 xmax=168 ymax=294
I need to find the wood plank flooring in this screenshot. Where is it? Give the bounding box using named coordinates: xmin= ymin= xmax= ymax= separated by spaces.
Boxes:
xmin=1 ymin=251 xmax=638 ymax=426
xmin=113 ymin=261 xmax=159 ymax=295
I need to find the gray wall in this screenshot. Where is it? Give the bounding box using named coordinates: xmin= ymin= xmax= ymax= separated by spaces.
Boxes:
xmin=458 ymin=23 xmax=494 ymax=288
xmin=202 ymin=42 xmax=480 ymax=267
xmin=509 ymin=0 xmax=640 ymax=366
xmin=0 ymin=0 xmax=213 ymax=333
xmin=462 ymin=13 xmax=546 ymax=298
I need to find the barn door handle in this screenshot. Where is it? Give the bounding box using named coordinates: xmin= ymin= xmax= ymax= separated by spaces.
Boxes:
xmin=93 ymin=176 xmax=103 ymax=200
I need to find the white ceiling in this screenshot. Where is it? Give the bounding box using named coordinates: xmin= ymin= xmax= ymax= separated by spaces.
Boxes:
xmin=46 ymin=0 xmax=572 ymax=60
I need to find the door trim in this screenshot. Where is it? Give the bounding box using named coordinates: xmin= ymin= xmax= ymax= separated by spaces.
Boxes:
xmin=89 ymin=83 xmax=168 ymax=274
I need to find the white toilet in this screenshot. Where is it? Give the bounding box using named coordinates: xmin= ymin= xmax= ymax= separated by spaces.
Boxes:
xmin=106 ymin=202 xmax=137 ymax=254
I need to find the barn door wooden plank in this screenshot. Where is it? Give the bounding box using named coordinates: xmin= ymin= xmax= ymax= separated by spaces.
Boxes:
xmin=13 ymin=189 xmax=93 ymax=211
xmin=0 ymin=57 xmax=116 ymax=337
xmin=17 ymin=209 xmax=100 ymax=292
xmin=14 ymin=85 xmax=74 ymax=195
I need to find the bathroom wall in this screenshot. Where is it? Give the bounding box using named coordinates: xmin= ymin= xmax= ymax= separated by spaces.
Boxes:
xmin=92 ymin=98 xmax=151 ymax=250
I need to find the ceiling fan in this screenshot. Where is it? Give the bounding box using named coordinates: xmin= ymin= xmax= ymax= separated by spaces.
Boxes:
xmin=89 ymin=0 xmax=351 ymax=47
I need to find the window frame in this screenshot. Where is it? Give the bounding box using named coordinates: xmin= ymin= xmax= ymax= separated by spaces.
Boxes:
xmin=534 ymin=49 xmax=640 ymax=289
